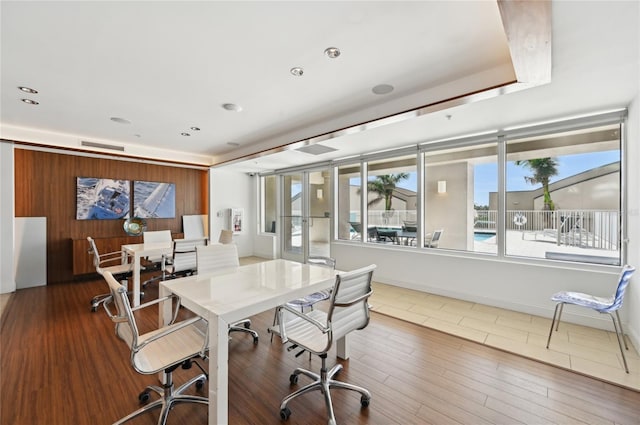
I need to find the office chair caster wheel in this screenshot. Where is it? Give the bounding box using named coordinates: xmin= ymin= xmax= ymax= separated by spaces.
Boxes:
xmin=195 ymin=379 xmax=205 ymax=390
xmin=91 ymin=306 xmax=97 ymax=312
xmin=360 ymin=395 xmax=370 ymax=408
xmin=279 ymin=407 xmax=291 ymax=420
xmin=244 ymin=322 xmax=251 ymax=329
xmin=138 ymin=391 xmax=150 ymax=403
xmin=253 ymin=335 xmax=259 ymax=344
xmin=289 ymin=374 xmax=298 ymax=385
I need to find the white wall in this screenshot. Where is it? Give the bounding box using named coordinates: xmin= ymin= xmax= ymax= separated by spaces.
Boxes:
xmin=0 ymin=143 xmax=15 ymax=294
xmin=625 ymin=93 xmax=640 ymax=350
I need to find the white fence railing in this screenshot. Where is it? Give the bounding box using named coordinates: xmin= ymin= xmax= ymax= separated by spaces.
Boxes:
xmin=475 ymin=209 xmax=619 ymax=250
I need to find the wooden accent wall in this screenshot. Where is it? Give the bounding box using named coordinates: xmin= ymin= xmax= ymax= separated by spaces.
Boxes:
xmin=14 ymin=149 xmax=208 ymax=283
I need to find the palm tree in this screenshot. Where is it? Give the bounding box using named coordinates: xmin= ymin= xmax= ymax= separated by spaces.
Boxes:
xmin=366 ymin=173 xmax=409 ymax=212
xmin=515 ymin=158 xmax=559 ymax=210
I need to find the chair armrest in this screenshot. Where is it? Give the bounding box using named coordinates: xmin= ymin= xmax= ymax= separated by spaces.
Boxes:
xmin=135 ymin=316 xmax=208 ymax=352
xmin=278 ymin=304 xmax=329 ymax=344
xmin=131 ymin=294 xmax=181 ymax=325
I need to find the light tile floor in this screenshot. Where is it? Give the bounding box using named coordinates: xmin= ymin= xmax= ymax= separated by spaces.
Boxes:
xmin=369 ymin=281 xmax=640 ymax=391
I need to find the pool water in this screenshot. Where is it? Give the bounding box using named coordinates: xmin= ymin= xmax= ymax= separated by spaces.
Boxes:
xmin=474 ymin=232 xmax=495 ymax=242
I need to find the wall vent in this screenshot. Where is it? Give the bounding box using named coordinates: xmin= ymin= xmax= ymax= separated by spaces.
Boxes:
xmin=81 ymin=140 xmax=125 ymax=151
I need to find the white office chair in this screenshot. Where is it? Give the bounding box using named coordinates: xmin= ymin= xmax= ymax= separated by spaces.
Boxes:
xmin=142 ymin=230 xmax=173 ymax=269
xmin=102 ymin=270 xmax=208 ymax=425
xmin=270 ymin=256 xmax=336 ymax=344
xmin=278 ymin=264 xmax=376 ymax=425
xmin=546 ymin=265 xmax=635 ymax=373
xmin=195 ymin=244 xmax=259 ymax=343
xmin=161 ymin=238 xmax=208 ymax=280
xmin=87 ymin=236 xmax=133 ymax=312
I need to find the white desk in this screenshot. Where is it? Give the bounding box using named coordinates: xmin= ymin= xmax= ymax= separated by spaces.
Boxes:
xmin=159 ymin=259 xmax=343 ymax=425
xmin=121 ymin=242 xmax=172 ymax=307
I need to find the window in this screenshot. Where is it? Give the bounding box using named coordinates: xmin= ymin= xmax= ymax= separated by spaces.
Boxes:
xmin=367 ymin=155 xmax=417 ymax=245
xmin=336 ymin=163 xmax=362 ymax=241
xmin=260 ymin=175 xmax=277 ymax=233
xmin=423 ymin=142 xmax=498 ymax=253
xmin=505 ymin=124 xmax=621 ymax=265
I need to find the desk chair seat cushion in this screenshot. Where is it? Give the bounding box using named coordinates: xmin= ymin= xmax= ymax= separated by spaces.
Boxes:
xmin=551 ymin=291 xmax=614 ymax=312
xmin=279 ymin=310 xmax=329 ymax=354
xmin=98 ymin=262 xmax=133 ymax=277
xmin=123 ymin=319 xmax=208 ymax=374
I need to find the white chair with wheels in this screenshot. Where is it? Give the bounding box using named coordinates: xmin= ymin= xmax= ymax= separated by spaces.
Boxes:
xmin=278 ymin=264 xmax=376 ymax=425
xmin=142 ymin=230 xmax=173 ymax=270
xmin=86 ymin=236 xmax=134 ymax=312
xmin=195 ymin=244 xmax=259 ymax=343
xmin=269 ymin=256 xmax=336 ymax=344
xmin=160 ymin=238 xmax=208 ymax=280
xmin=546 ymin=265 xmax=635 ymax=373
xmin=102 ymin=270 xmax=209 ymax=425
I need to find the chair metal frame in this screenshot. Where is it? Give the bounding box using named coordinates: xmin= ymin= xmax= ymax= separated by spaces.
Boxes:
xmin=102 ymin=271 xmax=208 ymax=425
xmin=87 ymin=236 xmax=134 ymax=312
xmin=546 ymin=265 xmax=635 ymax=373
xmin=277 ymin=264 xmax=376 ymax=425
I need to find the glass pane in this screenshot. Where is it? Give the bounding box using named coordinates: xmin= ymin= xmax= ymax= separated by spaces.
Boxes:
xmin=337 ymin=163 xmax=362 ymax=241
xmin=367 ymin=155 xmax=417 ymax=245
xmin=283 ymin=174 xmax=302 ymax=254
xmin=424 ymin=142 xmax=498 ymax=253
xmin=261 ymin=175 xmax=277 ymax=233
xmin=505 ymin=124 xmax=621 ymax=265
xmin=308 ymin=170 xmax=331 ymax=257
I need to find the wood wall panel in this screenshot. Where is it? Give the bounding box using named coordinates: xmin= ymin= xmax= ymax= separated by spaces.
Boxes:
xmin=14 ymin=149 xmax=208 ymax=283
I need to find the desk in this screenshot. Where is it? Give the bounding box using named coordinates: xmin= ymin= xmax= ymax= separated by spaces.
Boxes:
xmin=121 ymin=242 xmax=173 ymax=307
xmin=159 ymin=259 xmax=340 ymax=425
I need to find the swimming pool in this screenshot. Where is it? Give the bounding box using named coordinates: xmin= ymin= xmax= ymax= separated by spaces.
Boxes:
xmin=474 ymin=232 xmax=495 ymax=242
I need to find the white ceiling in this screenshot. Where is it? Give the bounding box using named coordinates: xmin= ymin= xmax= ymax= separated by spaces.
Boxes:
xmin=1 ymin=1 xmax=638 ymax=173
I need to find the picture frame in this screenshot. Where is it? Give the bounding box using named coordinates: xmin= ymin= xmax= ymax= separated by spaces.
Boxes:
xmin=76 ymin=177 xmax=131 ymax=220
xmin=133 ymin=181 xmax=176 ymax=218
xmin=231 ymin=208 xmax=244 ymax=234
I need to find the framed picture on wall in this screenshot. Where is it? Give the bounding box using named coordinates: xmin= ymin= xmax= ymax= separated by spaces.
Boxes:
xmin=76 ymin=177 xmax=131 ymax=220
xmin=231 ymin=208 xmax=244 ymax=234
xmin=133 ymin=181 xmax=176 ymax=218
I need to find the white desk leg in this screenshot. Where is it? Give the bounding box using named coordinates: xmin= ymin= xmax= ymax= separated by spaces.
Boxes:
xmin=336 ymin=334 xmax=349 ymax=359
xmin=132 ymin=253 xmax=141 ymax=307
xmin=209 ymin=314 xmax=229 ymax=425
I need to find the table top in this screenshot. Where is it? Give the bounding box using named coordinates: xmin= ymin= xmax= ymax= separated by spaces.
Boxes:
xmin=160 ymin=259 xmax=337 ymax=323
xmin=122 ymin=241 xmax=172 ymax=255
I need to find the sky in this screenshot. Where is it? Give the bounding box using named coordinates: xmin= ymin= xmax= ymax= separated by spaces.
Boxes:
xmin=363 ymin=149 xmax=620 ymax=206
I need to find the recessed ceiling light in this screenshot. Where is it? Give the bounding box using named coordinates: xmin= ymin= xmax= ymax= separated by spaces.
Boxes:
xmin=222 ymin=103 xmax=242 ymax=112
xmin=324 ymin=47 xmax=341 ymax=58
xmin=181 ymin=132 xmax=191 ymax=136
xmin=21 ymin=98 xmax=39 ymax=105
xmin=290 ymin=67 xmax=304 ymax=77
xmin=190 ymin=126 xmax=200 ymax=131
xmin=110 ymin=117 xmax=131 ymax=124
xmin=227 ymin=142 xmax=240 ymax=147
xmin=372 ymin=84 xmax=394 ymax=95
xmin=18 ymin=86 xmax=38 ymax=94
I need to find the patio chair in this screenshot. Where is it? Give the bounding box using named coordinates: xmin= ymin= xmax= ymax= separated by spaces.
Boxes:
xmin=546 ymin=265 xmax=635 ymax=373
xmin=349 ymin=222 xmax=362 ymax=240
xmin=425 ymin=229 xmax=443 ymax=248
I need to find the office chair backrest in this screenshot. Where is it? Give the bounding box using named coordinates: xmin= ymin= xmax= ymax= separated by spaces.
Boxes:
xmin=326 ymin=264 xmax=376 ymax=344
xmin=307 ymin=256 xmax=336 ymax=269
xmin=603 ymin=265 xmax=635 ymax=313
xmin=196 ymin=243 xmax=239 ymax=274
xmin=170 ymin=238 xmax=208 ymax=274
xmin=143 ymin=230 xmax=172 ymax=245
xmin=87 ymin=236 xmax=101 ymax=271
xmin=102 ymin=271 xmax=139 ymax=350
xmin=218 ymin=229 xmax=234 ymax=244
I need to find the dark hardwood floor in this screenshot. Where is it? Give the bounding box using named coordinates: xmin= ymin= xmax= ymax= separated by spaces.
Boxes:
xmin=1 ymin=275 xmax=639 ymax=425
